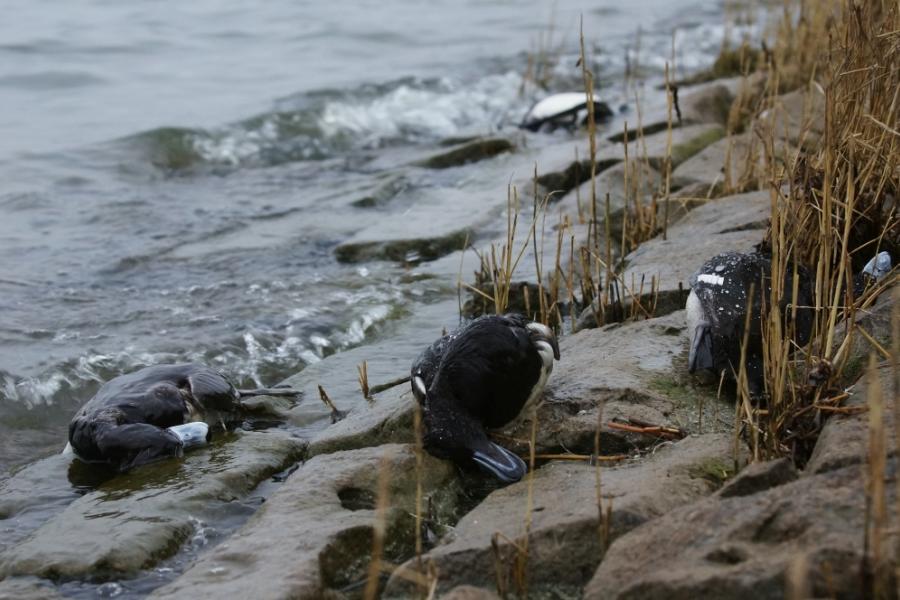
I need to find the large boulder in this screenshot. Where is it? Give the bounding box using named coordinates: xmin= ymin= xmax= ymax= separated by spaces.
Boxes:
xmin=584 ymin=462 xmax=892 ymax=600
xmin=584 ymin=354 xmax=898 ymax=600
xmin=150 ymin=444 xmax=463 ymax=600
xmin=384 ymin=433 xmax=741 ymax=599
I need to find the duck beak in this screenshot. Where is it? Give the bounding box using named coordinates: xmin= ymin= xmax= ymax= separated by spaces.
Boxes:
xmin=166 ymin=422 xmax=211 ymax=449
xmin=548 ymin=335 xmax=560 ymax=360
xmin=527 ymin=322 xmax=561 ymax=360
xmin=688 ymin=323 xmax=714 ymax=373
xmin=471 ymin=441 xmax=527 ymax=483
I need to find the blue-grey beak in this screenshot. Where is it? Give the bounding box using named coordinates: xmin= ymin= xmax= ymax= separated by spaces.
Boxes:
xmin=471 ymin=441 xmax=527 ymax=483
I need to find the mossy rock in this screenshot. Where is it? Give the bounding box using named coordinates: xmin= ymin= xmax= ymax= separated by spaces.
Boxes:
xmin=418 ymin=138 xmax=514 ymax=169
xmin=335 ymin=228 xmax=472 ymax=264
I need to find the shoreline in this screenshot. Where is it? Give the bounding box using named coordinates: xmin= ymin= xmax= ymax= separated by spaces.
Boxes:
xmin=2 ymin=3 xmax=899 ymax=597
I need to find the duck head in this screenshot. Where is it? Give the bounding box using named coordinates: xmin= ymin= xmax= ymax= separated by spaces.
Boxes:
xmin=422 ymin=406 xmax=526 ymax=484
xmin=525 ymin=321 xmax=561 ymax=365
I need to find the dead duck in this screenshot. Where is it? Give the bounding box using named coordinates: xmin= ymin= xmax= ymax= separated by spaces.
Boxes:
xmin=66 ymin=363 xmax=298 ymax=472
xmin=519 ymin=92 xmax=613 ymax=133
xmin=411 ymin=314 xmax=559 ymax=483
xmin=685 ymin=250 xmax=814 ymax=397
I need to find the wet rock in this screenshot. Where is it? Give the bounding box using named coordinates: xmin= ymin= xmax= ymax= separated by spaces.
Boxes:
xmin=555 ymin=161 xmax=662 ymax=225
xmin=351 ymin=173 xmax=407 ymax=208
xmin=583 ymin=461 xmax=893 ymax=599
xmin=335 ymin=226 xmax=472 ymax=264
xmin=308 ymin=386 xmax=415 ymax=457
xmin=151 ymin=444 xmax=462 ymax=600
xmin=534 ymin=150 xmax=621 ymax=200
xmin=602 ymin=190 xmax=770 ymax=321
xmin=619 ymin=73 xmax=767 ymax=141
xmin=806 ymin=363 xmax=897 ymax=476
xmin=0 ymin=577 xmax=66 ymax=600
xmin=383 ymin=433 xmax=740 ymax=598
xmin=335 ymin=186 xmax=500 ymax=264
xmin=0 ymin=431 xmax=305 ymax=581
xmin=419 ymin=138 xmax=515 ymax=169
xmin=282 ymin=299 xmax=474 ymax=455
xmin=717 ymin=457 xmax=798 ymax=498
xmin=0 ymin=455 xmax=81 ymax=555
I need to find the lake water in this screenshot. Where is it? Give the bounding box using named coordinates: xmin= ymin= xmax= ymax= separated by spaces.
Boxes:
xmin=0 ymin=0 xmax=744 ymax=473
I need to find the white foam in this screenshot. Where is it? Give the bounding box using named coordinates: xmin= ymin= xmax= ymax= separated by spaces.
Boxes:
xmin=318 ymin=72 xmax=523 ymax=144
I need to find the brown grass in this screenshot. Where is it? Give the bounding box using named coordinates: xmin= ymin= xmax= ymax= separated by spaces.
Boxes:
xmin=734 ymin=0 xmax=900 ymax=462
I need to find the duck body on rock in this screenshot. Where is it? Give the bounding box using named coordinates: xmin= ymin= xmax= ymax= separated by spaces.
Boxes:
xmin=519 ymin=92 xmax=613 ymax=133
xmin=411 ymin=314 xmax=560 ymax=483
xmin=67 ymin=363 xmax=298 ymax=472
xmin=686 ymin=251 xmax=813 ymax=397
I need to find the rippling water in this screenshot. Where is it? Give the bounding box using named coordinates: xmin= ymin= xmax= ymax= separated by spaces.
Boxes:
xmin=0 ymin=0 xmax=751 ymax=473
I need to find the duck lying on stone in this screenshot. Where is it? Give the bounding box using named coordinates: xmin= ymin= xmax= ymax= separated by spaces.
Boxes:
xmin=519 ymin=92 xmax=613 ymax=133
xmin=411 ymin=314 xmax=560 ymax=483
xmin=685 ymin=250 xmax=814 ymax=397
xmin=66 ymin=363 xmax=298 ymax=472
xmin=686 ymin=249 xmax=893 ymax=397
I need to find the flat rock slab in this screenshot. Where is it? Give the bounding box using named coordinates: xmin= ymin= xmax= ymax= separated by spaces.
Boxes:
xmin=151 ymin=444 xmax=461 ymax=600
xmin=754 ymin=85 xmax=825 ymax=150
xmin=384 ymin=433 xmax=739 ymax=598
xmin=505 ymin=309 xmax=730 ymax=457
xmin=283 ymin=299 xmax=461 ymax=453
xmin=308 ymin=385 xmax=415 ymax=457
xmin=671 ymin=133 xmax=798 ymax=195
xmin=0 ymin=430 xmax=305 ymax=581
xmin=419 ymin=138 xmax=515 ymax=169
xmin=529 ymin=124 xmax=723 ymax=199
xmin=616 ymin=190 xmax=770 ymax=316
xmin=806 ymin=363 xmax=897 ymax=476
xmin=0 ymin=454 xmax=82 ymax=554
xmin=554 ymin=160 xmax=662 ymax=225
xmin=334 ymin=187 xmax=492 ymax=264
xmin=584 ymin=461 xmax=894 ymax=599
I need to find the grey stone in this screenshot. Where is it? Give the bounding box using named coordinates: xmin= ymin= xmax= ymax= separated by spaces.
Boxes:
xmin=806 ymin=364 xmax=897 ymax=476
xmin=419 ymin=138 xmax=515 ymax=169
xmin=0 ymin=431 xmax=305 ymax=580
xmin=583 ymin=462 xmax=893 ymax=600
xmin=671 ymin=133 xmax=798 ymax=195
xmin=151 ymin=444 xmax=462 ymax=600
xmin=754 ymin=85 xmax=825 ymax=150
xmin=613 ymin=190 xmax=770 ymax=318
xmin=504 ymin=310 xmax=730 ymax=457
xmin=717 ymin=457 xmax=798 ymax=498
xmin=308 ymin=386 xmax=415 ymax=457
xmin=555 ymin=161 xmax=662 ymax=226
xmin=384 ymin=433 xmax=740 ymax=598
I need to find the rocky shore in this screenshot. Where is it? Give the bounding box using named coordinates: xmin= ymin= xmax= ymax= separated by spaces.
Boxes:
xmin=0 ymin=69 xmax=896 ymax=600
